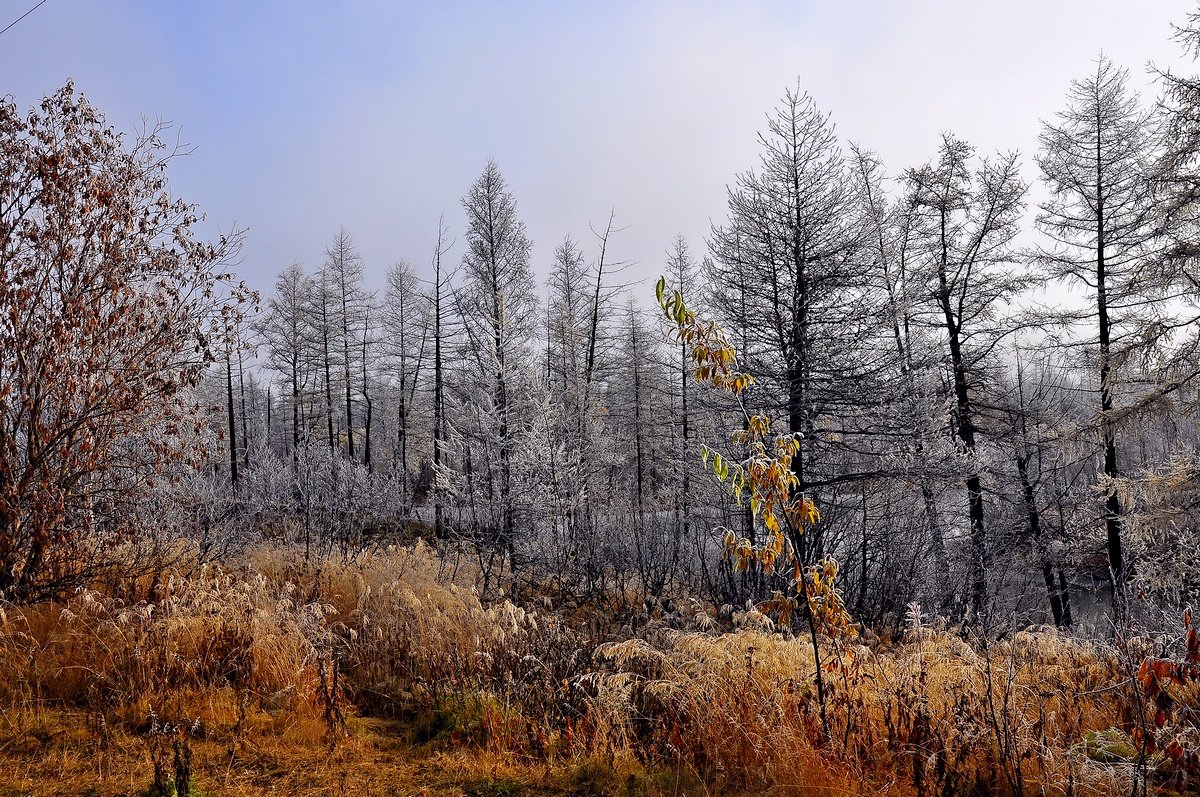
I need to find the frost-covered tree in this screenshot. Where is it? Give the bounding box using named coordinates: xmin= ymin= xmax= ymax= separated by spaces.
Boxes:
xmin=1036 ymin=56 xmax=1166 ymax=614
xmin=848 ymin=144 xmax=954 ymax=616
xmin=459 ymin=161 xmax=538 ymax=572
xmin=321 ymin=229 xmax=372 ymax=465
xmin=380 ymin=261 xmax=428 ymax=486
xmin=257 ymin=263 xmax=315 ymax=464
xmin=905 ymin=134 xmax=1027 ymax=617
xmin=707 ymin=85 xmax=877 ymax=564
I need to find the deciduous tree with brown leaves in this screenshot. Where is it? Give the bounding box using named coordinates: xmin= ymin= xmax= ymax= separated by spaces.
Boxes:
xmin=0 ymin=84 xmax=254 ymax=599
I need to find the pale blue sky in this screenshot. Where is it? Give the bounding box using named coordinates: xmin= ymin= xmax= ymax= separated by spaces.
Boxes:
xmin=1 ymin=1 xmax=1194 ymax=296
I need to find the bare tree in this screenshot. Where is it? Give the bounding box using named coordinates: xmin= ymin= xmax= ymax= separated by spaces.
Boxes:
xmin=381 ymin=261 xmax=428 ymax=487
xmin=431 ymin=219 xmax=454 ymax=541
xmin=1036 ymin=56 xmax=1166 ymax=618
xmin=665 ymin=236 xmax=700 ymax=563
xmin=905 ymin=134 xmax=1026 ymax=617
xmin=322 ymin=229 xmax=371 ymax=464
xmin=850 ymin=144 xmax=952 ymax=616
xmin=459 ymin=161 xmax=538 ymax=574
xmin=707 ymin=84 xmax=875 ymax=565
xmin=256 ymin=263 xmax=315 ymax=467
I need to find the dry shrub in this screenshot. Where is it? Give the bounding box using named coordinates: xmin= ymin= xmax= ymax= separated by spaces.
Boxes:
xmin=247 ymin=543 xmax=596 ymax=736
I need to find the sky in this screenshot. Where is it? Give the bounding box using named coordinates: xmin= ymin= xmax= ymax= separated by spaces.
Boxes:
xmin=1 ymin=0 xmax=1197 ymax=300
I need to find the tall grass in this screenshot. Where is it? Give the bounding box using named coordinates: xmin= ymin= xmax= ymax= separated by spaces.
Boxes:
xmin=0 ymin=542 xmax=1180 ymax=795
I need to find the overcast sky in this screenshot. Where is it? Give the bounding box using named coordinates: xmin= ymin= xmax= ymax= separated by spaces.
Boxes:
xmin=1 ymin=0 xmax=1196 ymax=298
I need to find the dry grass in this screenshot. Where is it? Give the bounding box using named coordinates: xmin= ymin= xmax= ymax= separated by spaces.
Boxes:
xmin=0 ymin=542 xmax=1180 ymax=796
xmin=590 ymin=626 xmax=1135 ymax=795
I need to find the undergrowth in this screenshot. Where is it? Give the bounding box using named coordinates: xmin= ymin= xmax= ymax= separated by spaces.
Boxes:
xmin=0 ymin=542 xmax=1189 ymax=796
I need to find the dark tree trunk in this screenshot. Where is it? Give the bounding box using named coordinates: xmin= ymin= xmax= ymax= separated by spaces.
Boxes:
xmin=937 ymin=212 xmax=987 ymax=618
xmin=361 ymin=309 xmax=372 ymax=473
xmin=266 ymin=385 xmax=272 ymax=452
xmin=1095 ymin=133 xmax=1126 ymax=620
xmin=321 ymin=302 xmax=335 ymax=451
xmin=237 ymin=351 xmax=248 ymax=471
xmin=1016 ymin=453 xmax=1065 ymax=627
xmin=433 ymin=230 xmax=447 ymax=541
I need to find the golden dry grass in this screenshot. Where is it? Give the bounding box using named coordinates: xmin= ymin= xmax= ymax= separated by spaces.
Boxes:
xmin=0 ymin=543 xmax=1181 ymax=796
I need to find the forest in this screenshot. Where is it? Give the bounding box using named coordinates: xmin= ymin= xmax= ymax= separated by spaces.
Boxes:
xmin=6 ymin=7 xmax=1200 ymax=797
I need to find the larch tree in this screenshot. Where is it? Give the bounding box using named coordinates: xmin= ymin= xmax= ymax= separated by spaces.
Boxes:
xmin=322 ymin=229 xmax=371 ymax=465
xmin=430 ymin=217 xmax=454 ymax=542
xmin=547 ymin=235 xmax=591 ymax=435
xmin=615 ymin=301 xmax=653 ymax=535
xmin=583 ymin=212 xmax=621 ymax=400
xmin=381 ymin=260 xmax=427 ymax=487
xmin=359 ymin=295 xmax=377 ymax=473
xmin=1035 ymin=56 xmax=1165 ymax=616
xmin=1111 ymin=13 xmax=1200 ymax=606
xmin=1156 ymin=11 xmax=1200 ymax=265
xmin=612 ymin=298 xmax=680 ymax=595
xmin=707 ymin=85 xmax=874 ymax=565
xmin=309 ymin=263 xmax=339 ymax=451
xmin=545 ymin=235 xmax=594 ymax=568
xmin=459 ymin=161 xmax=537 ymax=571
xmin=665 ymin=235 xmax=701 ymax=555
xmin=996 ymin=348 xmax=1076 ymax=627
xmin=850 ymin=143 xmax=953 ymax=614
xmin=905 ymin=134 xmax=1026 ymax=618
xmin=224 ymin=333 xmax=240 ymax=486
xmin=256 ymin=262 xmax=314 ymax=467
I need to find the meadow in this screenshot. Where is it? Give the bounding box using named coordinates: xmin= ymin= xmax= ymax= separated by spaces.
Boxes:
xmin=0 ymin=541 xmax=1191 ymax=797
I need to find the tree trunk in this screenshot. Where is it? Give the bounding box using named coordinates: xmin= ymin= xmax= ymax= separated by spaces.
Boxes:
xmin=433 ymin=227 xmax=447 ymax=541
xmin=940 ymin=301 xmax=987 ymax=616
xmin=237 ymin=351 xmax=249 ymax=471
xmin=937 ymin=207 xmax=988 ymax=618
xmin=291 ymin=352 xmax=301 ymax=468
xmin=1095 ymin=132 xmax=1126 ymax=621
xmin=1016 ymin=453 xmax=1065 ymax=627
xmin=321 ymin=301 xmax=336 ymax=451
xmin=226 ymin=348 xmax=239 ymax=486
xmin=361 ymin=309 xmax=372 ymax=473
